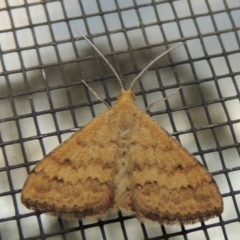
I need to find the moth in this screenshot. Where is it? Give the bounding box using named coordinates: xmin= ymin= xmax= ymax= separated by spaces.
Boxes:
xmin=21 ymin=31 xmax=223 ymax=225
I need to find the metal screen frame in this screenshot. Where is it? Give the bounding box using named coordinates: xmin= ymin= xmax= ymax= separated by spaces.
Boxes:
xmin=0 ymin=0 xmax=240 ymax=239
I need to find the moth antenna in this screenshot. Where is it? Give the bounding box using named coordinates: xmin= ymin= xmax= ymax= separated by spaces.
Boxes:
xmin=81 ymin=79 xmax=111 ymax=109
xmin=129 ymin=43 xmax=185 ymax=90
xmin=145 ymin=86 xmax=183 ymax=112
xmin=77 ymin=30 xmax=124 ymax=90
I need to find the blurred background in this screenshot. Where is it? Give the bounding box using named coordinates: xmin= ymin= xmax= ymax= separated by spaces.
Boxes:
xmin=0 ymin=0 xmax=240 ymax=239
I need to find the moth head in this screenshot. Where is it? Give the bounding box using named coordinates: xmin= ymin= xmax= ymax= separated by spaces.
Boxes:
xmin=117 ymin=90 xmax=135 ymax=103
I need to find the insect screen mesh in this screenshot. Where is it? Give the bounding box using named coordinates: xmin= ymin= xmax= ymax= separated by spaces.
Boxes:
xmin=0 ymin=0 xmax=240 ymax=239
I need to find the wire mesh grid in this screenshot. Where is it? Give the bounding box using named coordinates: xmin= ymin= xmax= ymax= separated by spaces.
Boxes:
xmin=0 ymin=0 xmax=240 ymax=239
